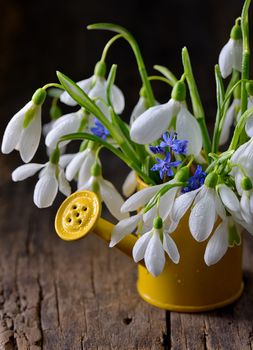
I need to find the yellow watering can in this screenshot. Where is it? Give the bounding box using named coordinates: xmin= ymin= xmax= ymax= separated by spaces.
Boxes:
xmin=55 ymin=190 xmax=243 ymax=312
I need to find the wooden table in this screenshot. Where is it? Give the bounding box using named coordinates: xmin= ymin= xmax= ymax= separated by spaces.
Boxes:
xmin=1 ymin=156 xmax=253 ymax=350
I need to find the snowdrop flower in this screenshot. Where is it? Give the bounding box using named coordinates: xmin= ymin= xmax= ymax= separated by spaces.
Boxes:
xmin=204 ymin=216 xmax=241 ymax=266
xmin=11 ymin=160 xmax=71 ymax=208
xmin=65 ymin=148 xmax=98 ymax=189
xmin=110 ymin=179 xmax=181 ymax=247
xmin=133 ymin=216 xmax=180 ymax=276
xmin=218 ymin=21 xmax=242 ymax=79
xmin=45 ymin=109 xmax=87 ymax=149
xmin=130 ymin=96 xmax=147 ymax=126
xmin=230 ymin=139 xmax=253 ymax=185
xmin=79 ymin=162 xmax=128 ymax=221
xmin=1 ymin=88 xmax=46 ymax=163
xmin=130 ymin=81 xmax=202 ymax=156
xmin=189 ymin=172 xmax=223 ymax=242
xmin=219 ymin=99 xmax=240 ymax=145
xmin=60 ymin=61 xmax=125 ymax=114
xmin=122 ymin=170 xmax=138 ymax=197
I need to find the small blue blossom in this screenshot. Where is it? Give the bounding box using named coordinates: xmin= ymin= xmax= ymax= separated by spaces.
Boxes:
xmin=149 ymin=145 xmax=164 ymax=154
xmin=151 ymin=152 xmax=182 ymax=180
xmin=182 ymin=165 xmax=206 ymax=193
xmin=91 ymin=119 xmax=110 ymax=140
xmin=160 ymin=132 xmax=188 ymax=155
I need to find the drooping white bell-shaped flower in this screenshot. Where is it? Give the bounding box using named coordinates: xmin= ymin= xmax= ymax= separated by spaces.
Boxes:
xmin=11 ymin=160 xmax=71 ymax=208
xmin=130 ymin=81 xmax=202 ymax=156
xmin=60 ymin=61 xmax=125 ymax=114
xmin=133 ymin=216 xmax=179 ymax=277
xmin=1 ymin=89 xmax=46 ymax=163
xmin=130 ymin=97 xmax=147 ymax=126
xmin=122 ymin=170 xmax=138 ymax=197
xmin=218 ymin=22 xmax=242 ymax=79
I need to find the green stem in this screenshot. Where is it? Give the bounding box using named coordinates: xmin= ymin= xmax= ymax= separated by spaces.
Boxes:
xmin=87 ymin=23 xmax=155 ymax=107
xmin=42 ymin=83 xmax=64 ymax=90
xmin=153 ymin=65 xmax=178 ymax=86
xmin=229 ymin=105 xmax=253 ymax=150
xmin=148 ymin=75 xmax=174 ymax=87
xmin=182 ymin=47 xmax=211 ymax=158
xmin=101 ymin=34 xmax=124 ymax=62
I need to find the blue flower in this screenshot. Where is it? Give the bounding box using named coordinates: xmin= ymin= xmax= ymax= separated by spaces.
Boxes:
xmin=91 ymin=119 xmax=110 ymax=140
xmin=160 ymin=132 xmax=188 ymax=155
xmin=149 ymin=145 xmax=164 ymax=154
xmin=182 ymin=165 xmax=206 ymax=193
xmin=151 ymin=152 xmax=182 ymax=180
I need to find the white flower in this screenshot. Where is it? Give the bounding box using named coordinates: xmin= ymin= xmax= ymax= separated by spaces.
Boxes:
xmin=60 ymin=76 xmax=125 ymax=114
xmin=231 ymin=139 xmax=253 ymax=180
xmin=218 ymin=38 xmax=242 ymax=79
xmin=132 ymin=220 xmax=179 ymax=277
xmin=45 ymin=109 xmax=87 ymax=149
xmin=122 ymin=170 xmax=138 ymax=197
xmin=2 ymin=101 xmax=42 ymax=163
xmin=65 ymin=148 xmax=98 ymax=189
xmin=110 ymin=180 xmax=181 ymax=247
xmin=130 ymin=97 xmax=147 ymax=126
xmin=80 ymin=175 xmax=128 ymax=221
xmin=204 ymin=217 xmax=241 ymax=266
xmin=130 ymin=100 xmax=202 ymax=156
xmin=189 ymin=186 xmax=223 ymax=242
xmin=12 ymin=162 xmax=71 ymax=208
xmin=219 ymin=99 xmax=240 ymax=145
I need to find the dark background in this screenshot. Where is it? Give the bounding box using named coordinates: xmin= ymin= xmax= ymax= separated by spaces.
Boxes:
xmin=0 ymin=0 xmax=249 ymax=179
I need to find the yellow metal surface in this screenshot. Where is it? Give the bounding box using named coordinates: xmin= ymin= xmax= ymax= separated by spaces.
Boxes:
xmin=136 ymin=177 xmax=244 ymax=312
xmin=55 ymin=191 xmax=101 ymax=241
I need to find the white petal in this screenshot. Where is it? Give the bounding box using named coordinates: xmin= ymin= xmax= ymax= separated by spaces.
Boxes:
xmin=19 ymin=107 xmax=42 ymax=162
xmin=232 ymin=39 xmax=243 ymax=72
xmin=132 ymin=230 xmax=152 ymax=262
xmin=219 ymin=100 xmax=238 ymax=145
xmin=65 ymin=150 xmax=88 ymax=181
xmin=171 ymin=188 xmax=200 ymax=223
xmin=163 ymin=234 xmax=180 ymax=264
xmin=214 ymin=194 xmax=227 ymax=220
xmin=12 ymin=163 xmax=45 ymax=181
xmin=1 ymin=101 xmax=32 ymax=154
xmin=111 ymin=84 xmax=125 ymax=114
xmin=234 ymin=172 xmax=243 ymax=196
xmin=110 ymin=214 xmax=142 ymax=247
xmin=245 ymin=116 xmax=253 ymax=138
xmin=130 ymin=97 xmax=146 ymax=126
xmin=77 ymin=151 xmax=97 ymax=189
xmin=189 ymin=189 xmax=216 ymax=241
xmin=33 ymin=174 xmax=58 ymax=208
xmin=121 ymin=183 xmax=164 ymax=212
xmin=240 ymin=192 xmax=252 ymax=224
xmin=176 ymin=107 xmax=202 ymax=156
xmin=144 ymin=231 xmax=166 ymax=277
xmin=204 ymin=221 xmax=228 ymax=266
xmin=88 ymin=78 xmax=106 ymax=100
xmin=130 ymin=99 xmax=180 ymax=144
xmin=122 ymin=170 xmax=137 ymax=197
xmin=45 ymin=112 xmax=83 ymax=149
xmin=59 ymin=153 xmax=76 ymax=168
xmin=249 ymin=192 xmax=253 ymax=214
xmin=159 ymin=187 xmax=179 ymax=220
xmin=100 ymin=178 xmax=129 ymax=220
xmin=60 ymin=77 xmax=93 ymax=106
xmin=58 ymin=169 xmax=71 ymax=197
xmin=218 ymin=184 xmax=240 ymax=212
xmin=218 ymin=39 xmax=234 ymax=79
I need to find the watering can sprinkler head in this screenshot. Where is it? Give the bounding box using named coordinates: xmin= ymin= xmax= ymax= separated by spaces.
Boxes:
xmin=55 ymin=190 xmax=142 ymax=264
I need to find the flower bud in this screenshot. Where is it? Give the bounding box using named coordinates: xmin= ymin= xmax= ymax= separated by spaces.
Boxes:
xmin=241 ymin=176 xmax=253 ymax=191
xmin=175 ymin=166 xmax=190 ymax=182
xmin=171 ymin=81 xmax=186 ymax=102
xmin=204 ymin=172 xmax=218 ymax=188
xmin=94 ymin=61 xmax=106 ymax=77
xmin=32 ymin=88 xmax=47 ymax=106
xmin=153 ymin=216 xmax=163 ymax=229
xmin=91 ymin=162 xmax=102 ymax=177
xmin=230 ymin=22 xmax=242 ymax=40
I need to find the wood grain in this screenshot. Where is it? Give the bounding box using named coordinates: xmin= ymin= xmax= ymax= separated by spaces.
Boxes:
xmin=1 ymin=157 xmax=253 ymax=349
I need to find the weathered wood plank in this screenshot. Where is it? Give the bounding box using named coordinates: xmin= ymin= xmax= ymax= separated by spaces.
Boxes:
xmin=170 ymin=234 xmax=253 ymax=350
xmin=0 ymin=175 xmax=166 ymax=349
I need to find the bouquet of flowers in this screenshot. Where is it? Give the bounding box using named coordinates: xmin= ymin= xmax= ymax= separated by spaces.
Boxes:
xmin=2 ymin=0 xmax=253 ymax=277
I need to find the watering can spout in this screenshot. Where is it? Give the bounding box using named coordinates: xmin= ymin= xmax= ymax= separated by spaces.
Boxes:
xmin=55 ymin=190 xmax=140 ymax=263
